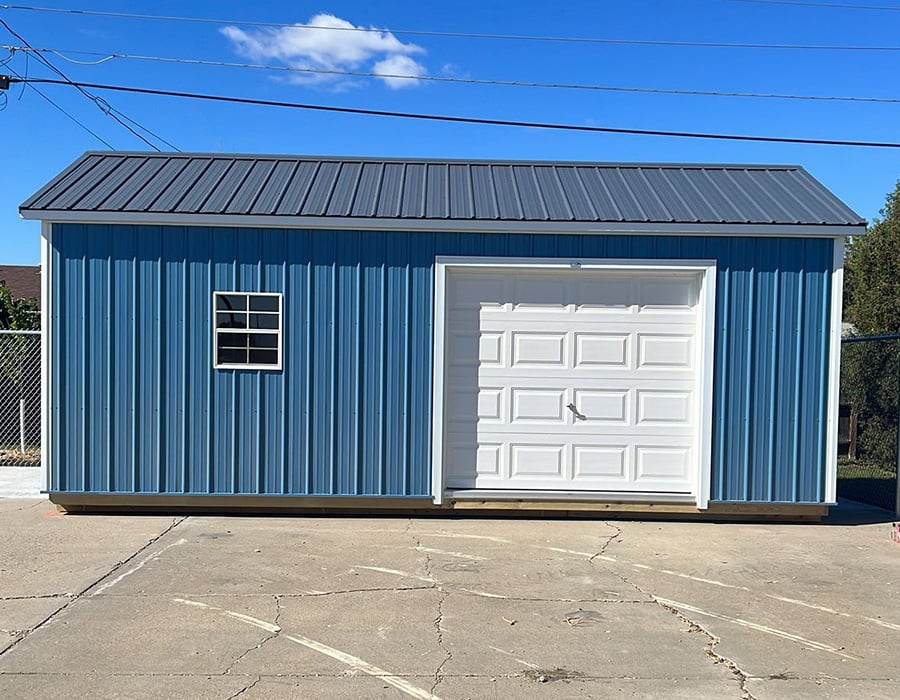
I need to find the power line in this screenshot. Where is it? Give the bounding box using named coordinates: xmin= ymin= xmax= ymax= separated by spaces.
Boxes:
xmin=15 ymin=76 xmax=900 ymax=149
xmin=0 ymin=16 xmax=177 ymax=150
xmin=3 ymin=65 xmax=114 ymax=146
xmin=11 ymin=45 xmax=900 ymax=105
xmin=730 ymin=0 xmax=900 ymax=11
xmin=1 ymin=3 xmax=899 ymax=52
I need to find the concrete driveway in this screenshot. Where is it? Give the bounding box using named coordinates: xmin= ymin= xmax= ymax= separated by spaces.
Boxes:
xmin=0 ymin=500 xmax=898 ymax=699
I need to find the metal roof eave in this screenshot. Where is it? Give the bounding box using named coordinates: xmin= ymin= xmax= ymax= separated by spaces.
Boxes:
xmin=22 ymin=209 xmax=866 ymax=237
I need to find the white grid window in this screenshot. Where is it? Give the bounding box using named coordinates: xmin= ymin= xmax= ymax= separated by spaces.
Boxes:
xmin=213 ymin=292 xmax=283 ymax=370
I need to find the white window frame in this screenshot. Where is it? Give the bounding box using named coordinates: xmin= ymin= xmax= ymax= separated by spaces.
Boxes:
xmin=212 ymin=291 xmax=283 ymax=371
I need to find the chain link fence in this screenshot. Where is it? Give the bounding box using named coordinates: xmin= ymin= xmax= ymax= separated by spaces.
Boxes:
xmin=838 ymin=335 xmax=900 ymax=514
xmin=0 ymin=330 xmax=41 ymax=467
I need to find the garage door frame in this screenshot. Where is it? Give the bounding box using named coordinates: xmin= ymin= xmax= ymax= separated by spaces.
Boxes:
xmin=431 ymin=256 xmax=718 ymax=508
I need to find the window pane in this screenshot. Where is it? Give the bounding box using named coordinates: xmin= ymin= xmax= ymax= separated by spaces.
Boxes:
xmin=249 ymin=313 xmax=279 ymax=330
xmin=217 ymin=347 xmax=247 ymax=365
xmin=249 ymin=349 xmax=279 ymax=366
xmin=249 ymin=334 xmax=278 ymax=349
xmin=216 ymin=311 xmax=246 ymax=329
xmin=249 ymin=295 xmax=279 ymax=312
xmin=217 ymin=332 xmax=249 ymax=350
xmin=216 ymin=294 xmax=246 ymax=311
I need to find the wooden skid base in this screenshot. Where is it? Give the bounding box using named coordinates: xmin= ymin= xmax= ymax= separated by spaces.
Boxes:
xmin=50 ymin=493 xmax=828 ymax=521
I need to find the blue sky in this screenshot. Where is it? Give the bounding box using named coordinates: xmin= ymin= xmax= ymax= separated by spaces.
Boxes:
xmin=1 ymin=0 xmax=899 ymax=264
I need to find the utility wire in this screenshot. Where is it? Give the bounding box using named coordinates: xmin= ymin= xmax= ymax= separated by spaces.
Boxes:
xmin=730 ymin=0 xmax=900 ymax=11
xmin=14 ymin=76 xmax=900 ymax=149
xmin=10 ymin=45 xmax=900 ymax=105
xmin=1 ymin=3 xmax=899 ymax=52
xmin=3 ymin=65 xmax=114 ymax=146
xmin=0 ymin=16 xmax=177 ymax=150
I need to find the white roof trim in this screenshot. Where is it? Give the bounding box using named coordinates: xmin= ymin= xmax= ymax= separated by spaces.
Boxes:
xmin=23 ymin=209 xmax=864 ymax=237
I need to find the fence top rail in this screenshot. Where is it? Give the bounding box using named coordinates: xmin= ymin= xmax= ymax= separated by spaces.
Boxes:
xmin=842 ymin=333 xmax=900 ymax=344
xmin=0 ymin=329 xmax=40 ymax=336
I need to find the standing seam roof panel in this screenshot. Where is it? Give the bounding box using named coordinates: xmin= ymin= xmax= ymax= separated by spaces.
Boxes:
xmin=704 ymin=170 xmax=775 ymax=223
xmin=76 ymin=157 xmax=151 ymax=211
xmin=765 ymin=170 xmax=844 ymax=223
xmin=351 ymin=162 xmax=384 ymax=217
xmin=599 ymin=169 xmax=647 ymax=221
xmin=41 ymin=155 xmax=124 ymax=211
xmin=376 ymin=163 xmax=404 ymax=218
xmin=426 ymin=164 xmax=449 ymax=219
xmin=689 ymin=170 xmax=748 ymax=222
xmin=224 ymin=160 xmax=278 ymax=215
xmin=554 ymin=167 xmax=597 ymax=220
xmin=326 ymin=162 xmax=363 ymax=216
xmin=22 ymin=154 xmax=105 ymax=210
xmin=449 ymin=164 xmax=474 ymax=219
xmin=639 ymin=169 xmax=701 ymax=222
xmin=249 ymin=161 xmax=297 ymax=215
xmin=401 ymin=163 xmax=426 ymax=218
xmin=470 ymin=165 xmax=499 ymax=219
xmin=148 ymin=159 xmax=212 ymax=213
xmin=512 ymin=166 xmax=548 ymax=220
xmin=619 ymin=169 xmax=676 ymax=222
xmin=125 ymin=158 xmax=192 ymax=211
xmin=301 ymin=161 xmax=341 ymax=216
xmin=200 ymin=160 xmax=257 ymax=214
xmin=576 ymin=167 xmax=623 ymax=220
xmin=274 ymin=161 xmax=319 ymax=215
xmin=789 ymin=169 xmax=864 ymax=223
xmin=533 ymin=167 xmax=573 ymax=220
xmin=177 ymin=160 xmax=235 ymax=213
xmin=492 ymin=166 xmax=524 ymax=220
xmin=100 ymin=157 xmax=172 ymax=211
xmin=725 ymin=170 xmax=798 ymax=223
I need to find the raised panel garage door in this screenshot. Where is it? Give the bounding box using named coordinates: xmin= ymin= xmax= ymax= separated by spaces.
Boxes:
xmin=443 ymin=267 xmax=704 ymax=495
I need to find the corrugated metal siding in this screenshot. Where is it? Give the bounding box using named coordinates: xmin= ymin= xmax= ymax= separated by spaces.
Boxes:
xmin=50 ymin=225 xmax=833 ymax=502
xmin=24 ymin=153 xmax=865 ymax=226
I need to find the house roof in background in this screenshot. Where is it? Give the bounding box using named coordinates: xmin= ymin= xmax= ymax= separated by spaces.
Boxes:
xmin=0 ymin=265 xmax=41 ymax=307
xmin=20 ymin=152 xmax=866 ymax=229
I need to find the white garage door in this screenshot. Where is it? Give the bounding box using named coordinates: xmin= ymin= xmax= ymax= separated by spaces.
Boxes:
xmin=442 ymin=266 xmax=705 ymax=495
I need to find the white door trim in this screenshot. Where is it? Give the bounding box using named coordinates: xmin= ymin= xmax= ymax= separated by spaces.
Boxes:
xmin=430 ymin=256 xmax=718 ymax=509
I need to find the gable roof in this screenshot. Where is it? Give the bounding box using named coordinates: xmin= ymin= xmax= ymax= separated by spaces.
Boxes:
xmin=0 ymin=265 xmax=41 ymax=307
xmin=21 ymin=152 xmax=865 ymax=229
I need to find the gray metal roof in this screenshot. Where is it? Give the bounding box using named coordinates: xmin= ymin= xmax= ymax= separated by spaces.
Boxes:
xmin=21 ymin=151 xmax=865 ymax=227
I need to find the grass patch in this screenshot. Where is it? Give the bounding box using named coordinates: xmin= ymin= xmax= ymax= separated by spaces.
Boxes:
xmin=837 ymin=458 xmax=897 ymax=511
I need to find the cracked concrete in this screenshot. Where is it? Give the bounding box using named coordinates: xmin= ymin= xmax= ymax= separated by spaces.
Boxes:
xmin=0 ymin=502 xmax=898 ymax=698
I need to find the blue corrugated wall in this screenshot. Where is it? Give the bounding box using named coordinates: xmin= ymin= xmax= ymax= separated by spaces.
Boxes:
xmin=49 ymin=224 xmax=834 ymax=503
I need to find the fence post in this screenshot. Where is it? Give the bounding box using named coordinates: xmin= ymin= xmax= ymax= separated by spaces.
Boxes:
xmin=896 ymin=357 xmax=900 ymax=516
xmin=19 ymin=397 xmax=25 ymax=454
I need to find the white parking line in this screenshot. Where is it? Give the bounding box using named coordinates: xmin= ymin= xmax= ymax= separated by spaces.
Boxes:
xmin=655 ymin=597 xmax=861 ymax=660
xmin=91 ymin=538 xmax=187 ymax=596
xmin=173 ymin=598 xmax=442 ymax=700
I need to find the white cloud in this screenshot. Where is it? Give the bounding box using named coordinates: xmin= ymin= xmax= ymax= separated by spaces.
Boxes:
xmin=372 ymin=55 xmax=426 ymax=89
xmin=221 ymin=13 xmax=427 ymax=90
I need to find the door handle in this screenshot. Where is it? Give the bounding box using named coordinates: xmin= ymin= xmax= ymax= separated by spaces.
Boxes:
xmin=566 ymin=403 xmax=587 ymax=421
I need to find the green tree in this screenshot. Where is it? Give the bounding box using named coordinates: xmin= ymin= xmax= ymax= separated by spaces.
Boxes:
xmin=843 ymin=180 xmax=900 ymax=468
xmin=0 ymin=282 xmax=39 ymax=330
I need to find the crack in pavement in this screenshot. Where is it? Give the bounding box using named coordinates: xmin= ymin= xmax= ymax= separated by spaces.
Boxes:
xmin=0 ymin=515 xmax=187 ymax=660
xmin=223 ymin=674 xmax=261 ymax=700
xmin=588 ymin=544 xmax=756 ymax=700
xmin=224 ymin=596 xmax=282 ymax=677
xmin=0 ymin=593 xmax=75 ymax=601
xmin=589 ymin=521 xmax=623 ymax=563
xmin=415 ymin=535 xmax=452 ymax=696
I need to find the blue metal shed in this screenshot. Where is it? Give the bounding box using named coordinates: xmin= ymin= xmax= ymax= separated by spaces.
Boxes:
xmin=21 ymin=153 xmax=865 ymax=516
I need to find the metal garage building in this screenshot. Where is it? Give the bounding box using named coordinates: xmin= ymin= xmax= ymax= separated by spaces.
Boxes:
xmin=21 ymin=153 xmax=865 ymax=516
